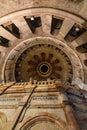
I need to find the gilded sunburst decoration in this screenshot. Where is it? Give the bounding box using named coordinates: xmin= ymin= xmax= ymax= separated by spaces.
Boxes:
xmin=15 ymin=44 xmax=73 ymax=82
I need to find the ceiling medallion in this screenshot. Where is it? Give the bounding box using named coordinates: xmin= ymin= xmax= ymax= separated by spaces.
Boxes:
xmin=15 ymin=44 xmax=73 ymax=82
xmin=37 ymin=62 xmax=52 ymax=77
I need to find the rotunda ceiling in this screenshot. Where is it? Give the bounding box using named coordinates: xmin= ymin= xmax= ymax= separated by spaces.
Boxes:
xmin=15 ymin=44 xmax=73 ymax=82
xmin=0 ymin=6 xmax=86 ymax=84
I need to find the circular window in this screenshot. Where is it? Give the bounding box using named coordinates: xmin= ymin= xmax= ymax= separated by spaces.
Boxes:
xmin=37 ymin=62 xmax=52 ymax=77
xmin=40 ymin=65 xmax=48 ymax=73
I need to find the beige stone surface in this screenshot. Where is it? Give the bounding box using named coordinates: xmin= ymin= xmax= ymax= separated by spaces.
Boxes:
xmin=0 ymin=1 xmax=86 ymax=130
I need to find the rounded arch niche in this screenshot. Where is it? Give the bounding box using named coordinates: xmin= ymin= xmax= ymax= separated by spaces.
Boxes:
xmin=20 ymin=114 xmax=67 ymax=130
xmin=2 ymin=37 xmax=84 ymax=83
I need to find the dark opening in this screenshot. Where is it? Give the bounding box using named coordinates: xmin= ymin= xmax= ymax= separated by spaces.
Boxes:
xmin=24 ymin=16 xmax=41 ymax=33
xmin=84 ymin=60 xmax=87 ymax=66
xmin=41 ymin=65 xmax=48 ymax=73
xmin=76 ymin=43 xmax=87 ymax=53
xmin=0 ymin=36 xmax=9 ymax=47
xmin=64 ymin=24 xmax=86 ymax=42
xmin=2 ymin=23 xmax=20 ymax=38
xmin=51 ymin=16 xmax=63 ymax=34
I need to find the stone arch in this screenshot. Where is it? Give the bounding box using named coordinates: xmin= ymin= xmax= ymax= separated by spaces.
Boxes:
xmin=20 ymin=113 xmax=67 ymax=130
